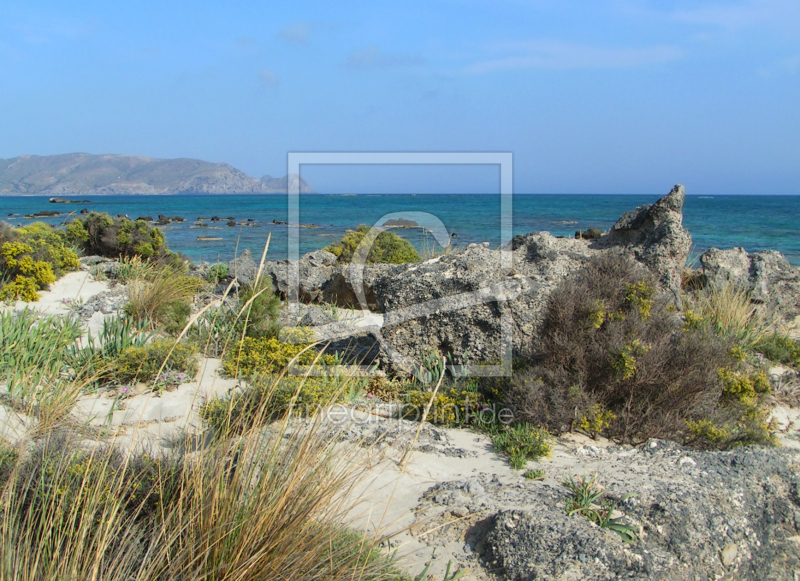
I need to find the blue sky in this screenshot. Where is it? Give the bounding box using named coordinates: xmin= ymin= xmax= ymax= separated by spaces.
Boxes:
xmin=1 ymin=1 xmax=798 ymax=194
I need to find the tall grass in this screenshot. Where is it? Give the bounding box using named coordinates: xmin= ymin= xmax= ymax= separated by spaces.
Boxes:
xmin=125 ymin=267 xmax=202 ymax=329
xmin=688 ymin=282 xmax=778 ymax=348
xmin=0 ymin=378 xmax=403 ymax=581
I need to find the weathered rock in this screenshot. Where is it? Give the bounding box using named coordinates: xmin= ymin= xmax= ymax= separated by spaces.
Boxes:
xmin=700 ymin=247 xmax=800 ymax=321
xmin=364 ymin=185 xmax=693 ymax=373
xmin=479 ymin=443 xmax=800 ymax=581
xmin=77 ymin=287 xmax=129 ymax=319
xmin=603 ymin=184 xmax=691 ymax=299
xmin=261 ymin=253 xmax=394 ymax=308
xmin=227 ymin=248 xmax=259 ymax=285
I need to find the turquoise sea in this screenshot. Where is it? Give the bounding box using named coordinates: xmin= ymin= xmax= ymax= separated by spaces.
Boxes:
xmin=3 ymin=194 xmax=799 ymax=265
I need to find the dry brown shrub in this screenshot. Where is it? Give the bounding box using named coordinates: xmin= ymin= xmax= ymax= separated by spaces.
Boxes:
xmin=508 ymin=253 xmax=735 ymax=444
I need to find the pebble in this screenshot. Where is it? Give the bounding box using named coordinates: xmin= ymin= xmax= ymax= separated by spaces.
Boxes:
xmin=721 ymin=543 xmax=738 ymax=567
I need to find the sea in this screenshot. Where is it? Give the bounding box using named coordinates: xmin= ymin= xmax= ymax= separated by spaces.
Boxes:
xmin=2 ymin=194 xmax=799 ymax=266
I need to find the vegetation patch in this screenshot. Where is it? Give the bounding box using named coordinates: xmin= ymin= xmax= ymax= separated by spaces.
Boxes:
xmin=505 ymin=254 xmax=774 ymax=448
xmin=562 ymin=473 xmax=638 ymax=543
xmin=325 ymin=224 xmax=420 ymax=264
xmin=222 ymin=335 xmax=335 ymax=378
xmin=112 ymin=339 xmax=198 ymax=388
xmin=69 ymin=212 xmax=178 ymax=263
xmin=201 ymin=375 xmax=348 ymax=432
xmin=0 ymin=222 xmax=80 ymax=301
xmin=491 ymin=423 xmax=551 ymax=469
xmin=402 ymin=386 xmax=484 ymax=427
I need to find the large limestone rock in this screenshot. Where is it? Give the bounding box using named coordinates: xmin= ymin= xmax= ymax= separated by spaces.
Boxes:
xmin=700 ymin=247 xmax=800 ymax=323
xmin=602 ymin=183 xmax=692 ymax=300
xmin=261 ymin=185 xmax=693 ymax=372
xmin=370 ymin=185 xmax=692 ymax=372
xmin=260 ymin=251 xmax=395 ymax=310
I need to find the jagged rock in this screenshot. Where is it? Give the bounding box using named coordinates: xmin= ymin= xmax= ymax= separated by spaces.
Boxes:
xmin=603 ymin=184 xmax=691 ymax=299
xmin=261 ymin=253 xmax=393 ymax=308
xmin=259 ymin=186 xmax=694 ymax=373
xmin=700 ymin=247 xmax=800 ymax=322
xmin=227 ymin=248 xmax=259 ymax=286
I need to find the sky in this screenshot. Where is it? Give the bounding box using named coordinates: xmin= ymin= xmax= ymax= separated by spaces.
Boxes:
xmin=0 ymin=0 xmax=798 ymax=194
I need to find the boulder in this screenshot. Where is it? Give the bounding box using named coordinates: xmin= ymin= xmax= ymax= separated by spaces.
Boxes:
xmin=700 ymin=247 xmax=800 ymax=321
xmin=261 ymin=250 xmax=394 ymax=308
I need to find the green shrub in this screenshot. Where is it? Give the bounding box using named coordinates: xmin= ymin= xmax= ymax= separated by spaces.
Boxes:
xmin=201 ymin=375 xmax=348 ymax=432
xmin=506 ymin=254 xmax=769 ymax=448
xmin=222 ymin=335 xmax=335 ymax=378
xmin=73 ymin=213 xmax=174 ymax=261
xmin=236 ymin=279 xmax=282 ymax=339
xmin=325 ymin=225 xmax=420 ymax=264
xmin=206 ymin=262 xmax=229 ymax=283
xmin=491 ymin=423 xmax=551 ymax=469
xmin=523 ymin=468 xmax=545 ymax=480
xmin=684 ymin=368 xmax=776 ymax=449
xmin=0 ymin=222 xmax=80 ymax=300
xmin=112 ymin=339 xmax=198 ymax=386
xmin=0 ymin=228 xmax=72 ymax=301
xmin=752 ymin=333 xmax=800 ymax=367
xmin=14 ymin=222 xmax=81 ymax=275
xmin=402 ymin=386 xmax=484 ymax=426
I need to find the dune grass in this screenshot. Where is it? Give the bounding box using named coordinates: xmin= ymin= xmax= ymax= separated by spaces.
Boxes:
xmin=0 ymin=367 xmax=406 ymax=581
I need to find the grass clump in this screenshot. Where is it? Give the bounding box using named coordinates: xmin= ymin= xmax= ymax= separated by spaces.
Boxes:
xmin=523 ymin=468 xmax=545 ymax=480
xmin=0 ymin=309 xmax=82 ymax=396
xmin=506 ymin=254 xmax=773 ymax=448
xmin=562 ymin=473 xmax=637 ymax=543
xmin=201 ymin=375 xmax=349 ymax=432
xmin=686 ymin=282 xmax=777 ymax=349
xmin=0 ymin=417 xmax=402 ymax=580
xmin=124 ymin=266 xmax=202 ymax=332
xmin=326 ymin=224 xmax=420 ymax=264
xmin=491 ymin=423 xmax=551 ymax=469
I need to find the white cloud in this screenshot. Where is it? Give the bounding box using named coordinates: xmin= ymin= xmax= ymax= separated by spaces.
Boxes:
xmin=465 ymin=40 xmax=683 ymax=73
xmin=258 ymin=70 xmax=279 ymax=86
xmin=278 ymin=22 xmax=310 ymax=45
xmin=345 ymin=46 xmax=425 ymax=69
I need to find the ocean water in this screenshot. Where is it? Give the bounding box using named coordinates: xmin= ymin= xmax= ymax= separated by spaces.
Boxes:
xmin=3 ymin=194 xmax=799 ymax=265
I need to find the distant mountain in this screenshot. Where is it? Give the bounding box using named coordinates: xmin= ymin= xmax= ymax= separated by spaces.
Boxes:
xmin=0 ymin=153 xmax=314 ymax=195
